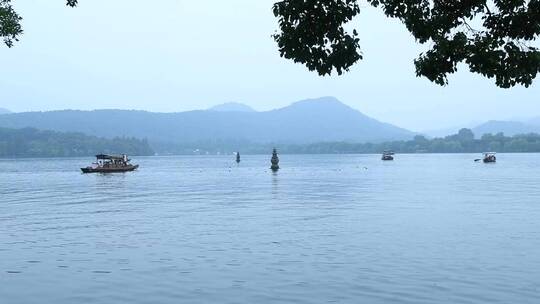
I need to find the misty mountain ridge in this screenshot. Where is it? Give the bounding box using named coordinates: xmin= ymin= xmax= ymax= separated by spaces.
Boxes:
xmin=0 ymin=97 xmax=414 ymax=149
xmin=0 ymin=108 xmax=11 ymax=114
xmin=527 ymin=117 xmax=540 ymax=126
xmin=423 ymin=118 xmax=540 ymax=138
xmin=209 ymin=102 xmax=256 ymax=112
xmin=472 ymin=120 xmax=540 ymax=137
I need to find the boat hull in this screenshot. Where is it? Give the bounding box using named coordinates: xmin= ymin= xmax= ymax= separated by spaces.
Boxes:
xmin=81 ymin=165 xmax=139 ymax=174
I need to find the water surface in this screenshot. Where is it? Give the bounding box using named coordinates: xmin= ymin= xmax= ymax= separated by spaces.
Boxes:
xmin=1 ymin=154 xmax=539 ymax=303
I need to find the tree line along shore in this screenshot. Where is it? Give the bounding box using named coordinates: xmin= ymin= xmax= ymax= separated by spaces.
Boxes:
xmin=2 ymin=127 xmax=540 ymax=158
xmin=0 ymin=127 xmax=154 ymax=158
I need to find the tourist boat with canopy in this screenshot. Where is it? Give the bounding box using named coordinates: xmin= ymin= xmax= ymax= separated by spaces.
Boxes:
xmin=482 ymin=152 xmax=497 ymax=163
xmin=81 ymin=154 xmax=139 ymax=173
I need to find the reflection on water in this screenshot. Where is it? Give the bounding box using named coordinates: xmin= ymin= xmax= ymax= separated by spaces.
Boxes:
xmin=1 ymin=154 xmax=540 ymax=304
xmin=272 ymin=171 xmax=279 ymax=197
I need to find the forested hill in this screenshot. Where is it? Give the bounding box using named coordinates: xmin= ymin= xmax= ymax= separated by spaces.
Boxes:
xmin=0 ymin=97 xmax=414 ymax=145
xmin=0 ymin=128 xmax=154 ymax=158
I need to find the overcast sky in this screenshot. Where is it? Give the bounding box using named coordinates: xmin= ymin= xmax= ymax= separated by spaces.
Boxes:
xmin=1 ymin=0 xmax=539 ymax=131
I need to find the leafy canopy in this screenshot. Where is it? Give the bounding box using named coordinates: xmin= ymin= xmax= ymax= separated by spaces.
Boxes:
xmin=273 ymin=0 xmax=362 ymax=76
xmin=274 ymin=0 xmax=540 ymax=88
xmin=0 ymin=0 xmax=22 ymax=47
xmin=2 ymin=0 xmax=540 ymax=88
xmin=0 ymin=0 xmax=77 ymax=47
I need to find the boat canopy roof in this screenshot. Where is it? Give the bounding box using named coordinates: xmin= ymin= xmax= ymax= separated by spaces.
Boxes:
xmin=483 ymin=152 xmax=497 ymax=155
xmin=96 ymin=154 xmax=125 ymax=160
xmin=383 ymin=150 xmax=395 ymax=154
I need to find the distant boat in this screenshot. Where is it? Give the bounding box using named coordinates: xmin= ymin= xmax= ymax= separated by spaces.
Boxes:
xmin=81 ymin=154 xmax=139 ymax=173
xmin=382 ymin=151 xmax=395 ymax=161
xmin=236 ymin=152 xmax=241 ymax=163
xmin=482 ymin=152 xmax=497 ymax=163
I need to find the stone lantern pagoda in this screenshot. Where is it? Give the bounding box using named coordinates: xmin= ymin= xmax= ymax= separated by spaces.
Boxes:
xmin=270 ymin=148 xmax=280 ymax=171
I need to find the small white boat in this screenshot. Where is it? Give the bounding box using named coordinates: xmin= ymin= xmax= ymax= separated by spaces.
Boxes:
xmin=382 ymin=151 xmax=395 ymax=161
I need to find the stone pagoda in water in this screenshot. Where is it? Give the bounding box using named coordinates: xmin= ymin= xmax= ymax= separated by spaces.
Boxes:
xmin=270 ymin=148 xmax=280 ymax=171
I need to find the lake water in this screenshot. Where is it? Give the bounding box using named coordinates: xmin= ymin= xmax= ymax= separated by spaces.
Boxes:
xmin=1 ymin=154 xmax=539 ymax=304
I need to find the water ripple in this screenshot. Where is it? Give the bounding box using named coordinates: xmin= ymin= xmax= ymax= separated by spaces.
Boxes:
xmin=1 ymin=154 xmax=539 ymax=303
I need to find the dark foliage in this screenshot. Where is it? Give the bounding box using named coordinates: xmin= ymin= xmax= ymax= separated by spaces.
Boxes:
xmin=2 ymin=1 xmax=539 ymax=88
xmin=1 ymin=0 xmax=76 ymax=47
xmin=273 ymin=0 xmax=361 ymax=75
xmin=275 ymin=0 xmax=540 ymax=88
xmin=0 ymin=127 xmax=154 ymax=158
xmin=0 ymin=0 xmax=22 ymax=47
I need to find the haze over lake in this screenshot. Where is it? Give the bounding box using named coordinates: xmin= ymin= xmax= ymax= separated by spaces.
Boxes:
xmin=1 ymin=154 xmax=539 ymax=304
xmin=2 ymin=1 xmax=540 ymax=303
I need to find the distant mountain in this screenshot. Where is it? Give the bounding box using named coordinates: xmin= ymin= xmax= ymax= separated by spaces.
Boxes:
xmin=422 ymin=122 xmax=480 ymax=138
xmin=472 ymin=120 xmax=540 ymax=137
xmin=422 ymin=127 xmax=462 ymax=138
xmin=0 ymin=97 xmax=414 ymax=151
xmin=260 ymin=97 xmax=414 ymax=143
xmin=209 ymin=102 xmax=256 ymax=112
xmin=0 ymin=108 xmax=11 ymax=114
xmin=528 ymin=117 xmax=540 ymax=126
